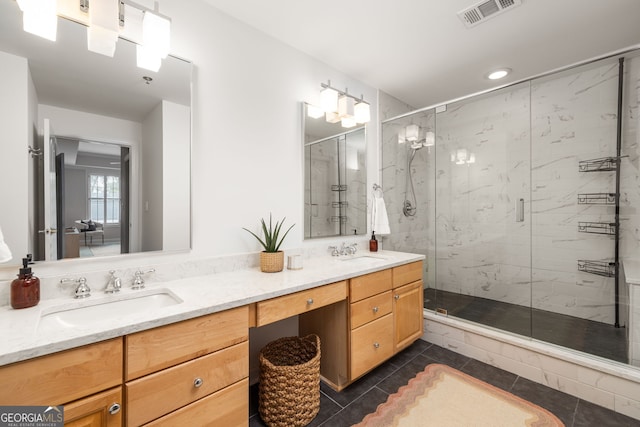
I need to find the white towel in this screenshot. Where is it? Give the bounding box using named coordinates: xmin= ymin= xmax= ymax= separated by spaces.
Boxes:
xmin=372 ymin=192 xmax=391 ymax=235
xmin=0 ymin=225 xmax=13 ymax=263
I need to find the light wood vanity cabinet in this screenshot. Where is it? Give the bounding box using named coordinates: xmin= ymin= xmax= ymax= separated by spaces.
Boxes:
xmin=0 ymin=338 xmax=124 ymax=427
xmin=300 ymin=260 xmax=424 ymax=391
xmin=125 ymin=306 xmax=249 ymax=426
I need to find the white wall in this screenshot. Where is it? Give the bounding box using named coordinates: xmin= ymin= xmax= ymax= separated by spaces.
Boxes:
xmin=0 ymin=51 xmax=30 ymax=261
xmin=162 ymin=101 xmax=190 ymax=251
xmin=141 ymin=103 xmax=163 ymax=252
xmin=160 ymin=0 xmax=378 ymax=257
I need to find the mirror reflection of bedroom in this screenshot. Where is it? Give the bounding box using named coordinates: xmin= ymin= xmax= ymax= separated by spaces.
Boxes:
xmin=56 ymin=138 xmax=129 ymax=259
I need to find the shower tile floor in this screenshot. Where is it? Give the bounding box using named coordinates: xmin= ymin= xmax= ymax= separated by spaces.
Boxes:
xmin=248 ymin=340 xmax=640 ymax=426
xmin=424 ymin=288 xmax=628 ymax=364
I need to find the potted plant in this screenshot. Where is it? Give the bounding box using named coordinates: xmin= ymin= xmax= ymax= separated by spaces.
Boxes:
xmin=243 ymin=214 xmax=295 ymax=272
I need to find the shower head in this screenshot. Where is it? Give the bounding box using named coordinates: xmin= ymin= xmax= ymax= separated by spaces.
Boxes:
xmin=410 ymin=141 xmax=424 ymax=150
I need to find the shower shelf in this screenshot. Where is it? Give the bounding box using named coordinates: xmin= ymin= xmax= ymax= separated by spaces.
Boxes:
xmin=577 ymin=222 xmax=616 ymax=235
xmin=332 ymin=201 xmax=349 ymax=208
xmin=577 ymin=193 xmax=616 ymax=205
xmin=331 ymin=216 xmax=347 ymax=223
xmin=578 ymin=157 xmax=618 ymax=172
xmin=577 ymin=260 xmax=616 ymax=277
xmin=331 ymin=184 xmax=348 ymax=191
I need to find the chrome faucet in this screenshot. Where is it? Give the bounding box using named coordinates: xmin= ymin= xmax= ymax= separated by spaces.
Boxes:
xmin=132 ymin=268 xmax=156 ymax=290
xmin=61 ymin=277 xmax=91 ymax=299
xmin=328 ymin=245 xmax=340 ymax=256
xmin=105 ymin=270 xmax=122 ymax=294
xmin=340 ymin=242 xmax=358 ymax=256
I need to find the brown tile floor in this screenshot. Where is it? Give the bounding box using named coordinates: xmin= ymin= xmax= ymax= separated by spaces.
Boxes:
xmin=249 ymin=340 xmax=640 ymax=426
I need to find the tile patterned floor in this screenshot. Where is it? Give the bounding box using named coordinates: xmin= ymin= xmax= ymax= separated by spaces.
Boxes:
xmin=249 ymin=340 xmax=640 ymax=427
xmin=424 ymin=288 xmax=628 ymax=364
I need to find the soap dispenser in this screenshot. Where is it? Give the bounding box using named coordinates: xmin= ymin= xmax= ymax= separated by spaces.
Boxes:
xmin=369 ymin=232 xmax=378 ymax=252
xmin=11 ymin=257 xmax=40 ymax=309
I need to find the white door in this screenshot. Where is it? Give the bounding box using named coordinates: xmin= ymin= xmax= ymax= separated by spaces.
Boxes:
xmin=42 ymin=118 xmax=58 ymax=260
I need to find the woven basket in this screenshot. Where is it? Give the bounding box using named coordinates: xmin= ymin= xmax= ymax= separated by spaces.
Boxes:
xmin=259 ymin=334 xmax=321 ymax=427
xmin=260 ymin=251 xmax=284 ymax=273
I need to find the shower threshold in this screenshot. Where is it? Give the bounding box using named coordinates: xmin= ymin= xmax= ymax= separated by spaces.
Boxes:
xmin=424 ymin=288 xmax=628 ymax=364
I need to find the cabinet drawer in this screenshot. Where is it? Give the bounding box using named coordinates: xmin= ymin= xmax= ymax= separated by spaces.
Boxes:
xmin=126 ymin=306 xmax=248 ymax=380
xmin=144 ymin=378 xmax=248 ymax=427
xmin=0 ymin=338 xmax=122 ymax=405
xmin=256 ymin=281 xmax=347 ymax=326
xmin=350 ymin=269 xmax=392 ymax=302
xmin=392 ymin=261 xmax=423 ymax=288
xmin=350 ymin=314 xmax=393 ymax=380
xmin=127 ymin=341 xmax=248 ymax=426
xmin=350 ymin=291 xmax=392 ymax=330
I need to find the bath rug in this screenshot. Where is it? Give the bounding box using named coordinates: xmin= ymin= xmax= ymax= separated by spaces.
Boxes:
xmin=353 ymin=363 xmax=564 ymax=427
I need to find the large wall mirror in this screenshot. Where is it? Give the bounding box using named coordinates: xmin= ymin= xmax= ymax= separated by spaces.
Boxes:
xmin=303 ymin=103 xmax=367 ymax=239
xmin=0 ymin=1 xmax=191 ymax=262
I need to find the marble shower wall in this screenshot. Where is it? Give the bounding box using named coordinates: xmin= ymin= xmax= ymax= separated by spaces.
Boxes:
xmin=381 ymin=110 xmax=435 ymax=286
xmin=381 ymin=52 xmax=640 ymax=325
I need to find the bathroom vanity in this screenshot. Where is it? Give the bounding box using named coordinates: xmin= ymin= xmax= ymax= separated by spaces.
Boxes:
xmin=0 ymin=251 xmax=424 ymax=426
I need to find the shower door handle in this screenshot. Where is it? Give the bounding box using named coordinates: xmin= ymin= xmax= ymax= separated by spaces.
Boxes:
xmin=515 ymin=198 xmax=524 ymax=222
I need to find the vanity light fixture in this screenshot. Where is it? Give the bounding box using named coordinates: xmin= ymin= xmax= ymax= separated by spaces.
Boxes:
xmin=486 ymin=68 xmax=511 ymax=80
xmin=18 ymin=0 xmax=57 ymax=41
xmin=317 ymin=81 xmax=371 ymax=128
xmin=14 ymin=0 xmax=172 ymax=71
xmin=405 ymin=124 xmax=419 ymax=142
xmin=306 ymin=104 xmax=324 ymax=119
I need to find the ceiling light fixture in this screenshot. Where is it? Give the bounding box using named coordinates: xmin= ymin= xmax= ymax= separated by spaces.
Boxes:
xmin=486 ymin=68 xmax=511 ymax=80
xmin=316 ymin=80 xmax=371 ymax=128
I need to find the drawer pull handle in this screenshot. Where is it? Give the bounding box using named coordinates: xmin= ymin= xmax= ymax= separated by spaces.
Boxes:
xmin=108 ymin=403 xmax=121 ymax=415
xmin=194 ymin=378 xmax=204 ymax=388
xmin=373 ymin=342 xmax=380 ymax=349
xmin=307 ymin=298 xmax=314 ymax=305
xmin=394 ymin=294 xmax=400 ymax=300
xmin=372 ymin=306 xmax=379 ymax=313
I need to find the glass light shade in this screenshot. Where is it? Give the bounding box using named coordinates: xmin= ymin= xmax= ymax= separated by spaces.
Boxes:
xmin=307 ymin=104 xmax=324 ymax=119
xmin=320 ymin=87 xmax=339 ymax=113
xmin=405 ymin=124 xmax=419 ymax=142
xmin=424 ymin=131 xmax=435 ymax=147
xmin=325 ymin=111 xmax=341 ymax=124
xmin=354 ymin=101 xmax=370 ymax=123
xmin=341 ymin=117 xmax=357 ymax=128
xmin=142 ymin=11 xmax=171 ymax=59
xmin=338 ymin=95 xmax=355 ymax=119
xmin=22 ymin=0 xmax=57 ymax=41
xmin=87 ymin=0 xmax=119 ymax=57
xmin=119 ymin=5 xmax=144 ymax=44
xmin=468 ymin=153 xmax=476 ymax=164
xmin=398 ymin=128 xmax=406 ymax=144
xmin=136 ymin=44 xmax=161 ymax=72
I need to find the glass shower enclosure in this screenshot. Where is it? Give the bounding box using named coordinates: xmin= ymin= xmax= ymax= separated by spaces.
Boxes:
xmin=382 ymin=49 xmax=640 ymax=366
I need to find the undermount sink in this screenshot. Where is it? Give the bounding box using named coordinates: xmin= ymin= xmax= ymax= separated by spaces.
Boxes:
xmin=339 ymin=254 xmax=388 ymax=262
xmin=38 ymin=289 xmax=183 ymax=330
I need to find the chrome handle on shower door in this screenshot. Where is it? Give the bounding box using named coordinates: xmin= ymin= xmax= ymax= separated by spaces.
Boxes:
xmin=515 ymin=198 xmax=524 ymax=222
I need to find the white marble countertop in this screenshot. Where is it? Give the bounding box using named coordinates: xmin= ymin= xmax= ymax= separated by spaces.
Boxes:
xmin=624 ymin=259 xmax=640 ymax=285
xmin=0 ymin=250 xmax=424 ymax=366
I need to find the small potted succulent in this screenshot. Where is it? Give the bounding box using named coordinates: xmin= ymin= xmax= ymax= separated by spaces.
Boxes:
xmin=243 ymin=214 xmax=295 ymax=272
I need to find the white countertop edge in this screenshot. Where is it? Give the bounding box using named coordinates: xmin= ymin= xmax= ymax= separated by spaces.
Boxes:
xmin=0 ymin=251 xmax=424 ymax=366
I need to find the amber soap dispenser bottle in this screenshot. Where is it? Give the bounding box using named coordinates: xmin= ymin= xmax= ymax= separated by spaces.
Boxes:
xmin=369 ymin=232 xmax=378 ymax=252
xmin=11 ymin=257 xmax=40 ymax=309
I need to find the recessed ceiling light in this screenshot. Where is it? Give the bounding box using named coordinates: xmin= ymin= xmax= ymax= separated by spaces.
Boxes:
xmin=487 ymin=68 xmax=511 ymax=80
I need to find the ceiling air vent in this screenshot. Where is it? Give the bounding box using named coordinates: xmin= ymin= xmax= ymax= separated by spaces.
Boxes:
xmin=458 ymin=0 xmax=522 ymax=28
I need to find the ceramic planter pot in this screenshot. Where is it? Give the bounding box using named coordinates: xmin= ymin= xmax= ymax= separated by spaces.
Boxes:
xmin=260 ymin=251 xmax=284 ymax=273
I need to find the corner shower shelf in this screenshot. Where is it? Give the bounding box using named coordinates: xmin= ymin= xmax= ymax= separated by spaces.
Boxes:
xmin=577 ymin=222 xmax=616 ymax=235
xmin=578 ymin=157 xmax=618 ymax=172
xmin=577 ymin=193 xmax=616 ymax=205
xmin=577 ymin=260 xmax=616 ymax=277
